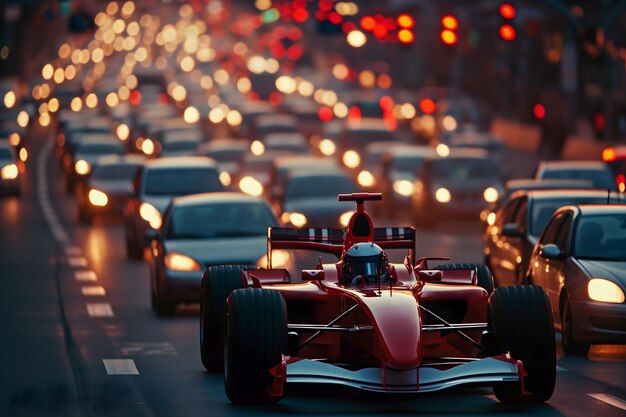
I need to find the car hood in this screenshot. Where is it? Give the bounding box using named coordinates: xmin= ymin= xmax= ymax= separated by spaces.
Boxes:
xmin=164 ymin=236 xmax=266 ymax=265
xmin=89 ymin=179 xmax=132 ymax=194
xmin=577 ymin=259 xmax=626 ymax=287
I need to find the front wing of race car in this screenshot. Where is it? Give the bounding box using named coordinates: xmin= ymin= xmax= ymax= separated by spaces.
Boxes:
xmin=283 ymin=355 xmax=523 ymax=394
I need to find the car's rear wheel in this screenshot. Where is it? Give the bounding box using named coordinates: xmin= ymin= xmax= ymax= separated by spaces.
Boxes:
xmin=561 ymin=297 xmax=590 ymax=356
xmin=489 ymin=285 xmax=556 ymax=404
xmin=225 ymin=288 xmax=286 ymax=405
xmin=434 ymin=262 xmax=494 ymax=295
xmin=200 ymin=265 xmax=251 ymax=372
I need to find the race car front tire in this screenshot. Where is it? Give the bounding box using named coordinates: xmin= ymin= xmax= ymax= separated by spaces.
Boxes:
xmin=225 ymin=288 xmax=287 ymax=405
xmin=489 ymin=285 xmax=556 ymax=404
xmin=200 ymin=265 xmax=251 ymax=372
xmin=434 ymin=262 xmax=495 ymax=295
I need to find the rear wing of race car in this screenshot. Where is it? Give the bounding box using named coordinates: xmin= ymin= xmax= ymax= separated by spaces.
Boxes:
xmin=266 ymin=226 xmax=416 ymax=267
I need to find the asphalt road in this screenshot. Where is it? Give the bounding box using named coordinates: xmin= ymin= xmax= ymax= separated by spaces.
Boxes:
xmin=1 ymin=124 xmax=626 ymax=417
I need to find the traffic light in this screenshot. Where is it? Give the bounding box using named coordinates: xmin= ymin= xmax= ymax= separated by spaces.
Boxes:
xmin=396 ymin=14 xmax=414 ymax=44
xmin=499 ymin=3 xmax=516 ymax=41
xmin=440 ymin=15 xmax=458 ymax=45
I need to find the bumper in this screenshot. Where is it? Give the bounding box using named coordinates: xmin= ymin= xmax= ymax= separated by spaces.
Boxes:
xmin=0 ymin=178 xmax=20 ymax=194
xmin=570 ymin=298 xmax=626 ymax=344
xmin=159 ymin=268 xmax=203 ymax=304
xmin=285 ymin=356 xmax=520 ymax=394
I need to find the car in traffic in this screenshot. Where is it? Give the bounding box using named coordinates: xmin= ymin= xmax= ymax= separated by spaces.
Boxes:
xmin=411 ymin=149 xmax=504 ymax=226
xmin=75 ymin=154 xmax=145 ymax=223
xmin=601 ymin=145 xmax=626 ymax=192
xmin=533 ymin=160 xmax=617 ymax=191
xmin=0 ymin=139 xmax=20 ymax=196
xmin=149 ymin=192 xmax=293 ymax=315
xmin=124 ymin=156 xmax=224 ymax=259
xmin=525 ymin=204 xmax=626 ymax=355
xmin=64 ymin=136 xmax=126 ymax=193
xmin=196 ymin=138 xmax=249 ymax=188
xmin=199 ymin=193 xmax=555 ymax=405
xmin=484 ymin=189 xmax=623 ymax=287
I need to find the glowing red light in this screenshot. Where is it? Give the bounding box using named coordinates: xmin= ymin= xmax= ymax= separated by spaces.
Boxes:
xmin=419 ymin=98 xmax=436 ymax=114
xmin=373 ymin=24 xmax=388 ymax=38
xmin=318 ymin=106 xmax=333 ymax=122
xmin=269 ymin=91 xmax=282 ymax=106
xmin=360 ymin=16 xmax=375 ymax=31
xmin=348 ymin=105 xmax=361 ymax=123
xmin=286 ymin=44 xmax=302 ymax=60
xmin=499 ymin=24 xmax=516 ymax=40
xmin=440 ymin=30 xmax=457 ymax=45
xmin=328 ymin=11 xmax=342 ymax=25
xmin=500 ymin=4 xmax=516 ymax=19
xmin=397 ymin=14 xmax=414 ymax=29
xmin=441 ymin=15 xmax=458 ymax=30
xmin=602 ymin=147 xmax=616 ymax=162
xmin=379 ymin=96 xmax=394 ymax=111
xmin=292 ymin=8 xmax=308 ymax=22
xmin=594 ymin=112 xmax=606 ymax=131
xmin=533 ymin=103 xmax=545 ymax=119
xmin=397 ymin=29 xmax=414 ymax=44
xmin=287 ymin=27 xmax=302 ymax=41
xmin=130 ymin=90 xmax=142 ymax=105
xmin=617 ymin=173 xmax=625 ymax=189
xmin=318 ymin=0 xmax=333 ymax=12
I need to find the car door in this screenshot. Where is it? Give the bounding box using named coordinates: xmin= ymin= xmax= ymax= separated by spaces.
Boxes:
xmin=532 ymin=212 xmax=571 ymax=322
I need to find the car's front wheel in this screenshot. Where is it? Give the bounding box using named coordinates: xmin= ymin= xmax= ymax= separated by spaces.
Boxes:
xmin=561 ymin=297 xmax=590 ymax=356
xmin=225 ymin=288 xmax=286 ymax=405
xmin=489 ymin=285 xmax=556 ymax=404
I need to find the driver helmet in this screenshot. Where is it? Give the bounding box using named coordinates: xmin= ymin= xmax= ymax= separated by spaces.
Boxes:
xmin=343 ymin=242 xmax=388 ymax=284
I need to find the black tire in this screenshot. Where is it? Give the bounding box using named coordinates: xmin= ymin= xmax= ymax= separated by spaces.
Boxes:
xmin=153 ymin=284 xmax=175 ymax=316
xmin=489 ymin=285 xmax=556 ymax=404
xmin=225 ymin=288 xmax=287 ymax=405
xmin=200 ymin=264 xmax=251 ymax=372
xmin=561 ymin=297 xmax=590 ymax=356
xmin=434 ymin=263 xmax=495 ymax=295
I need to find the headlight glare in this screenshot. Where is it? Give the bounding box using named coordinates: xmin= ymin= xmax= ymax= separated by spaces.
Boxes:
xmin=1 ymin=164 xmax=18 ymax=179
xmin=588 ymin=278 xmax=625 ymax=303
xmin=88 ymin=189 xmax=108 ymax=206
xmin=139 ymin=202 xmax=162 ymax=229
xmin=435 ymin=187 xmax=451 ymax=203
xmin=164 ymin=252 xmax=201 ymax=272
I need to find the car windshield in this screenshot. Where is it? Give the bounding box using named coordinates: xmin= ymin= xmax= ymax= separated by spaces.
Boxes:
xmin=574 ymin=214 xmax=626 ymax=261
xmin=0 ymin=148 xmax=13 ymax=159
xmin=162 ymin=140 xmax=199 ymax=151
xmin=541 ymin=168 xmax=615 ymax=190
xmin=530 ymin=196 xmax=612 ymax=236
xmin=144 ymin=168 xmax=222 ymax=196
xmin=205 ymin=149 xmax=244 ymax=162
xmin=391 ymin=156 xmax=426 ymax=172
xmin=92 ymin=164 xmax=140 ymax=180
xmin=431 ymin=158 xmax=498 ymax=180
xmin=166 ymin=201 xmax=277 ymax=239
xmin=284 ymin=174 xmax=355 ymax=199
xmin=78 ymin=143 xmax=125 ymax=154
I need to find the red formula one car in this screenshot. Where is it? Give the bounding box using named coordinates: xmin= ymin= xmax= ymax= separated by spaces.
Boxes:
xmin=199 ymin=193 xmax=556 ymax=405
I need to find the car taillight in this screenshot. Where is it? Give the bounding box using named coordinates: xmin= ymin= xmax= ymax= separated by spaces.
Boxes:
xmin=617 ymin=173 xmax=625 ymax=193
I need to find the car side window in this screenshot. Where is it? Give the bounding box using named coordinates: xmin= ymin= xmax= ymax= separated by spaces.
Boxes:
xmin=513 ymin=199 xmax=528 ymax=233
xmin=539 ymin=213 xmax=566 ymax=245
xmin=496 ymin=197 xmax=521 ymax=228
xmin=555 ymin=213 xmax=573 ymax=253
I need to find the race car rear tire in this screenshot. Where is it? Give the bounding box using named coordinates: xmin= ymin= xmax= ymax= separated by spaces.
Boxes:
xmin=200 ymin=265 xmax=251 ymax=372
xmin=225 ymin=288 xmax=287 ymax=405
xmin=434 ymin=263 xmax=494 ymax=295
xmin=489 ymin=285 xmax=556 ymax=404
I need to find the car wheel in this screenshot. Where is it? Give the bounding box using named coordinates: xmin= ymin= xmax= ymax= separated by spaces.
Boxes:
xmin=489 ymin=285 xmax=556 ymax=404
xmin=561 ymin=297 xmax=590 ymax=356
xmin=200 ymin=264 xmax=252 ymax=372
xmin=434 ymin=263 xmax=494 ymax=295
xmin=225 ymin=288 xmax=286 ymax=405
xmin=153 ymin=284 xmax=175 ymax=316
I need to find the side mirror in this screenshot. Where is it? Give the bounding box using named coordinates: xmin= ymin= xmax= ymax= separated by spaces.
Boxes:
xmin=502 ymin=222 xmax=521 ymax=237
xmin=541 ymin=243 xmax=563 ymax=260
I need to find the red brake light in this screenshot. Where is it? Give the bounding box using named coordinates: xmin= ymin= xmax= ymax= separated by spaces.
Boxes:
xmin=602 ymin=147 xmax=616 ymax=162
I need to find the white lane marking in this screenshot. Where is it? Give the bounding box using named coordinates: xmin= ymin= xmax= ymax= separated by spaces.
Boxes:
xmin=81 ymin=286 xmax=106 ymax=296
xmin=119 ymin=342 xmax=178 ymax=356
xmin=64 ymin=246 xmax=82 ymax=256
xmin=103 ymin=359 xmax=139 ymax=375
xmin=86 ymin=303 xmax=114 ymax=317
xmin=68 ymin=257 xmax=88 ymax=267
xmin=588 ymin=393 xmax=626 ymax=411
xmin=75 ymin=270 xmax=97 ymax=281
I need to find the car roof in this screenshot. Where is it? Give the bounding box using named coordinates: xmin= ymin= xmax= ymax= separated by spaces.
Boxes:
xmin=285 ymin=168 xmax=350 ymax=180
xmin=537 ymin=160 xmax=609 ymax=170
xmin=515 ymin=189 xmax=616 ymax=201
xmin=94 ymin=154 xmax=145 ymax=165
xmin=384 ymin=145 xmax=436 ymax=158
xmin=143 ymin=156 xmax=217 ymax=169
xmin=505 ymin=178 xmax=594 ymax=190
xmin=574 ymin=204 xmax=626 ymax=215
xmin=172 ymin=192 xmax=265 ymax=207
xmin=201 ymin=139 xmax=249 ymax=150
xmin=430 ymin=148 xmax=490 ymax=160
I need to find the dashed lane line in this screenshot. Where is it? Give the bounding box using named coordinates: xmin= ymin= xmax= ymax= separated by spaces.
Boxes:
xmin=102 ymin=359 xmax=139 ymax=375
xmin=86 ymin=303 xmax=114 ymax=317
xmin=75 ymin=270 xmax=98 ymax=281
xmin=588 ymin=393 xmax=626 ymax=412
xmin=68 ymin=257 xmax=89 ymax=267
xmin=81 ymin=286 xmax=106 ymax=296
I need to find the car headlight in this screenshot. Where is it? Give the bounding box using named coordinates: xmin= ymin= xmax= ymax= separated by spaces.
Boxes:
xmin=250 ymin=140 xmax=265 ymax=156
xmin=285 ymin=212 xmax=307 ymax=227
xmin=219 ymin=171 xmax=231 ymax=186
xmin=139 ymin=202 xmax=162 ymax=229
xmin=435 ymin=143 xmax=450 ymax=157
xmin=587 ymin=278 xmax=625 ymax=303
xmin=239 ymin=176 xmax=263 ymax=196
xmin=141 ymin=138 xmax=155 ymax=155
xmin=357 ymin=170 xmax=375 ymax=187
xmin=342 ymin=150 xmax=360 ymax=169
xmin=319 ymin=138 xmax=336 ymax=156
xmin=257 ymin=249 xmax=292 ymax=269
xmin=339 ymin=211 xmax=354 ymax=227
xmin=1 ymin=164 xmax=18 ymax=180
xmin=88 ymin=189 xmax=108 ymax=207
xmin=164 ymin=252 xmax=202 ymax=272
xmin=483 ymin=187 xmax=499 ymax=203
xmin=435 ymin=187 xmax=451 ymax=203
xmin=486 ymin=211 xmax=496 ymax=226
xmin=442 ymin=115 xmax=457 ymax=131
xmin=74 ymin=160 xmax=91 ymax=175
xmin=393 ymin=180 xmax=414 ymax=196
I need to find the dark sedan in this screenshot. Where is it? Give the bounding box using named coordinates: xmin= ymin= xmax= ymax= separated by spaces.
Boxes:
xmin=526 ymin=205 xmax=626 ymax=355
xmin=149 ymin=193 xmax=293 ymax=315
